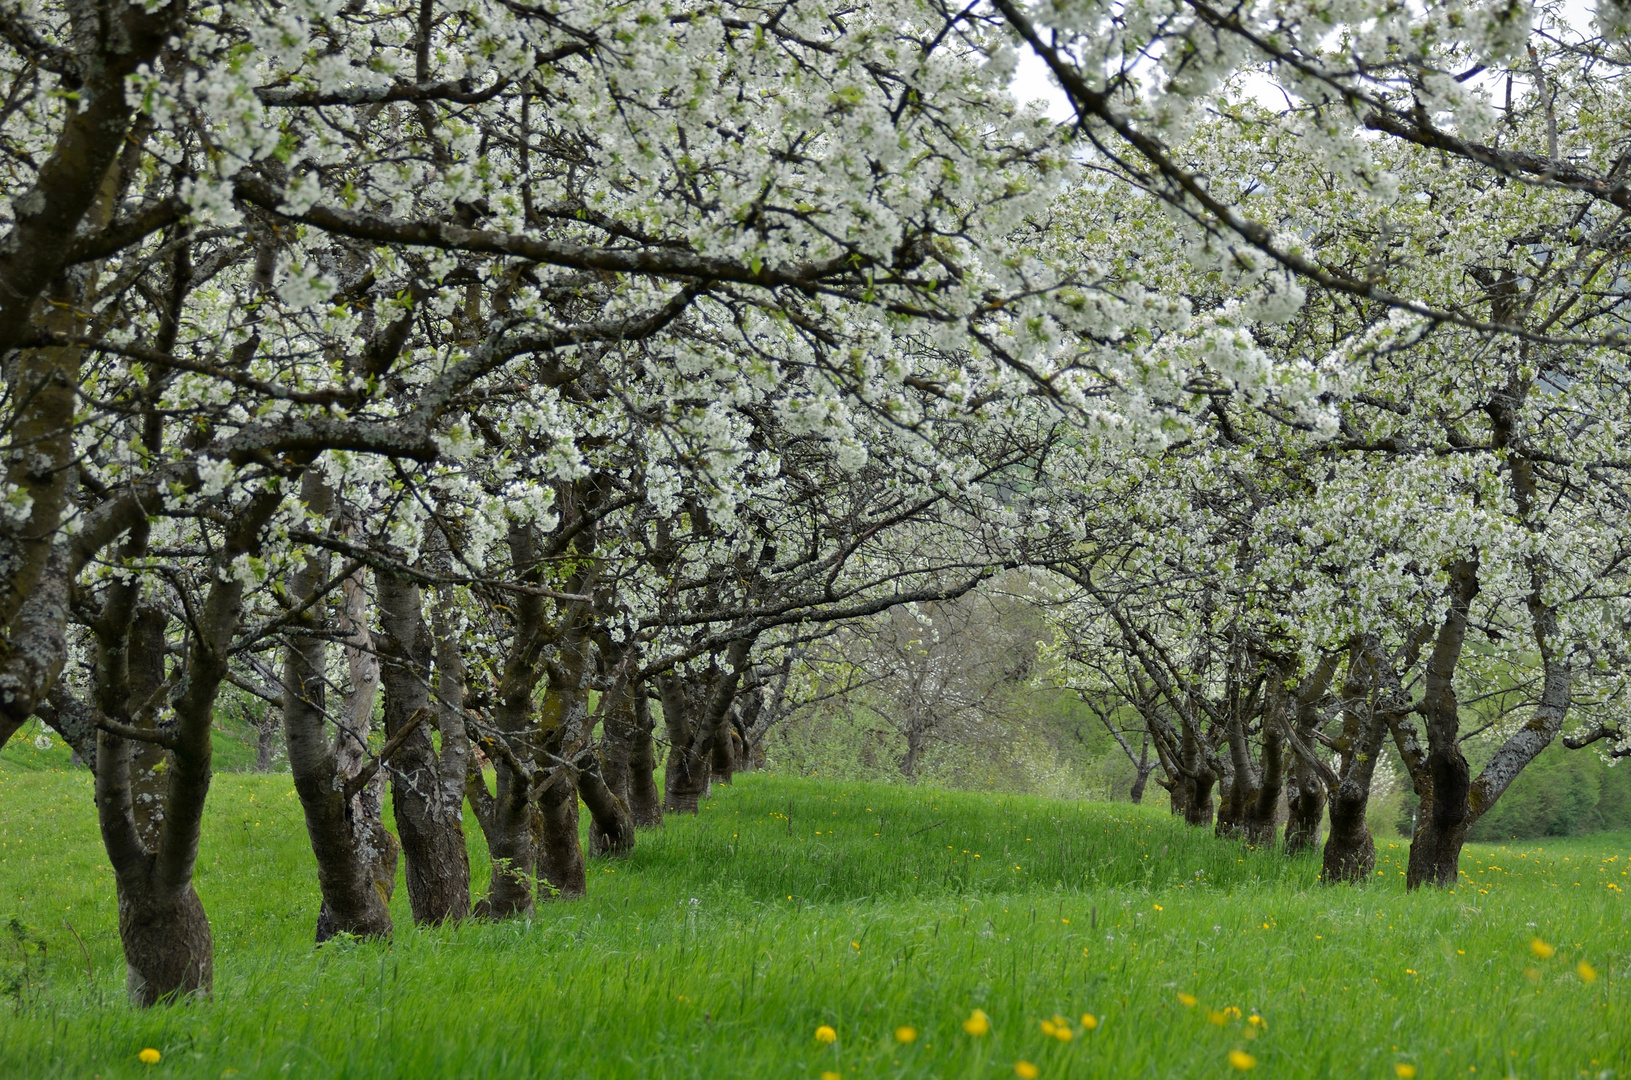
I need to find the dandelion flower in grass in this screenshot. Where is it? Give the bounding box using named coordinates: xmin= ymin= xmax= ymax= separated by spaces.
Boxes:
xmin=1223 ymin=1006 xmax=1242 ymax=1021
xmin=822 ymin=1073 xmax=841 ymax=1080
xmin=1015 ymin=1061 xmax=1040 ymax=1079
xmin=1207 ymin=1011 xmax=1229 ymax=1026
xmin=1395 ymin=1065 xmax=1418 ymax=1079
xmin=815 ymin=1025 xmax=837 ymax=1044
xmin=1577 ymin=960 xmax=1598 ymax=983
xmin=1039 ymin=1018 xmax=1058 ymax=1038
xmin=1177 ymin=992 xmax=1198 ymax=1007
xmin=138 ymin=1049 xmax=161 ymax=1065
xmin=1530 ymin=938 xmax=1555 ymax=959
xmin=1247 ymin=1014 xmax=1265 ymax=1029
xmin=963 ymin=1009 xmax=991 ymax=1036
xmin=1080 ymin=1013 xmax=1099 ymax=1031
xmin=895 ymin=1026 xmax=918 ymax=1044
xmin=1228 ymin=1049 xmax=1257 ymax=1071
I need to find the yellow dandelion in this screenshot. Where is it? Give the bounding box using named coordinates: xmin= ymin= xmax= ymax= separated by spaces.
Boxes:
xmin=815 ymin=1025 xmax=837 ymax=1044
xmin=1530 ymin=938 xmax=1555 ymax=959
xmin=1208 ymin=1011 xmax=1229 ymax=1026
xmin=1039 ymin=1019 xmax=1058 ymax=1038
xmin=963 ymin=1009 xmax=991 ymax=1036
xmin=1080 ymin=1013 xmax=1099 ymax=1031
xmin=1177 ymin=992 xmax=1198 ymax=1007
xmin=895 ymin=1026 xmax=918 ymax=1044
xmin=138 ymin=1049 xmax=161 ymax=1065
xmin=1015 ymin=1061 xmax=1040 ymax=1080
xmin=1247 ymin=1014 xmax=1265 ymax=1028
xmin=1577 ymin=960 xmax=1598 ymax=983
xmin=822 ymin=1073 xmax=841 ymax=1080
xmin=1048 ymin=1016 xmax=1073 ymax=1042
xmin=1223 ymin=1006 xmax=1242 ymax=1020
xmin=1228 ymin=1049 xmax=1257 ymax=1071
xmin=1395 ymin=1065 xmax=1418 ymax=1079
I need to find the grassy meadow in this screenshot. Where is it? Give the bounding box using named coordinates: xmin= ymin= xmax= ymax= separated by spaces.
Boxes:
xmin=1 ymin=734 xmax=1626 ymax=1079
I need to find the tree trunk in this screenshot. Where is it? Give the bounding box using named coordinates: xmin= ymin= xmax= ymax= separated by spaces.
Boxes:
xmin=282 ymin=476 xmax=394 ymax=941
xmin=660 ymin=673 xmax=712 ymax=813
xmin=600 ymin=680 xmax=635 ymax=805
xmin=1403 ymin=558 xmax=1479 ymax=890
xmin=582 ymin=752 xmax=636 ymax=856
xmin=1129 ymin=763 xmax=1153 ymax=805
xmin=37 ymin=683 xmax=99 ymax=769
xmin=1321 ymin=782 xmax=1376 ymax=883
xmin=1283 ymin=755 xmax=1325 ymax=856
xmin=537 ymin=769 xmax=587 ymax=897
xmin=1214 ymin=763 xmax=1247 ymax=839
xmin=377 ymin=570 xmax=470 ymax=925
xmin=627 ymin=688 xmax=663 ymax=828
xmin=255 ymin=712 xmax=280 ymax=773
xmin=1165 ymin=776 xmax=1186 ymax=817
xmin=588 ymin=682 xmax=638 ymax=855
xmin=900 ymin=724 xmax=928 ymax=781
xmin=124 ymin=605 xmax=171 ymax=851
xmin=1406 ymin=737 xmax=1472 ymax=888
xmin=95 ymin=491 xmax=280 ymax=1005
xmin=477 ymin=754 xmax=538 ymax=918
xmin=115 ymin=875 xmax=214 ymax=1007
xmin=711 ymin=706 xmax=737 ymax=783
xmin=1244 ymin=722 xmax=1283 ymax=846
xmin=1184 ymin=771 xmax=1216 ymax=827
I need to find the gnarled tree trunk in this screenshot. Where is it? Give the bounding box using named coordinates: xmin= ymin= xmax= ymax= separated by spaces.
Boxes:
xmin=377 ymin=569 xmax=470 ymax=924
xmin=282 ymin=476 xmax=394 ymax=941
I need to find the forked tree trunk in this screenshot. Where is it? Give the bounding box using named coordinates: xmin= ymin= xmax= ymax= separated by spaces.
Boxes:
xmin=1165 ymin=776 xmax=1186 ymax=817
xmin=1283 ymin=755 xmax=1325 ymax=856
xmin=588 ymin=681 xmax=638 ymax=855
xmin=377 ymin=570 xmax=470 ymax=924
xmin=1183 ymin=771 xmax=1216 ymax=827
xmin=1406 ymin=731 xmax=1473 ymax=888
xmin=1214 ymin=761 xmax=1247 ymax=839
xmin=537 ymin=770 xmax=587 ymax=897
xmin=1243 ymin=723 xmax=1283 ymax=847
xmin=661 ymin=673 xmax=712 ymax=813
xmin=582 ymin=752 xmax=636 ymax=856
xmin=1402 ymin=558 xmax=1479 ymax=890
xmin=95 ymin=491 xmax=281 ymax=1004
xmin=282 ymin=476 xmax=394 ymax=941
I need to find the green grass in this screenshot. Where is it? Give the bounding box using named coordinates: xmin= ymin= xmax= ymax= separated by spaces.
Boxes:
xmin=1 ymin=734 xmax=1627 ymax=1079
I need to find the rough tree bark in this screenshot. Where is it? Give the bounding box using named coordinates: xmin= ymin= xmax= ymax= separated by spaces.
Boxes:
xmin=95 ymin=490 xmax=280 ymax=1005
xmin=662 ymin=636 xmax=755 ymax=814
xmin=471 ymin=521 xmax=553 ymax=917
xmin=1399 ymin=558 xmax=1480 ymax=889
xmin=627 ymin=686 xmax=664 ymax=828
xmin=1281 ymin=654 xmax=1339 ymax=855
xmin=587 ymin=671 xmax=637 ymax=855
xmin=377 ymin=568 xmax=471 ymax=924
xmin=282 ymin=475 xmax=395 ymax=941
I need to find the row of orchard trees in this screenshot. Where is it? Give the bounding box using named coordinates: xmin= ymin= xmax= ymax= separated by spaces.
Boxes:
xmin=1042 ymin=9 xmax=1631 ymax=887
xmin=0 ymin=0 xmax=1624 ymax=1008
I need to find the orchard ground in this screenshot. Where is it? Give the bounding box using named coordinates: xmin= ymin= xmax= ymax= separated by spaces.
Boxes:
xmin=1 ymin=736 xmax=1626 ymax=1079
